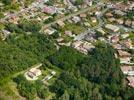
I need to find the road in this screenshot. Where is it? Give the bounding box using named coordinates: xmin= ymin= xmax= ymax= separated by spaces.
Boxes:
xmin=118 ymin=25 xmax=134 ymax=32
xmin=74 ymin=7 xmax=109 ymax=41
xmin=41 ymin=3 xmax=103 ymax=30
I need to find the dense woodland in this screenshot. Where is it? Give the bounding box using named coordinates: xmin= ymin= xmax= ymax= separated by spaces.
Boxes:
xmin=11 ymin=43 xmax=134 ymax=99
xmin=0 ymin=21 xmax=56 ymax=84
xmin=48 ymin=44 xmax=134 ymax=100
xmin=14 ymin=74 xmax=50 ymax=99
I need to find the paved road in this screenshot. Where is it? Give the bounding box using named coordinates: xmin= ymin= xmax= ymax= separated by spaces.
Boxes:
xmin=74 ymin=7 xmax=109 ymax=41
xmin=118 ymin=25 xmax=134 ymax=32
xmin=41 ymin=3 xmax=102 ymax=30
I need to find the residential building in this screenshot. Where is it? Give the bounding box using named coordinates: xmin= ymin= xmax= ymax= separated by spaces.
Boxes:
xmin=118 ymin=50 xmax=131 ymax=57
xmin=105 ymin=24 xmax=119 ymax=32
xmin=72 ymin=16 xmax=81 ymax=23
xmin=43 ymin=6 xmax=57 ymax=14
xmin=44 ymin=28 xmax=56 ymax=35
xmin=91 ymin=17 xmax=97 ymax=23
xmin=57 ymin=21 xmax=65 ymax=27
xmin=127 ymin=76 xmax=134 ymax=88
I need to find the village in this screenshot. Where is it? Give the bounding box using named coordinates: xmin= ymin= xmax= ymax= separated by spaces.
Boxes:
xmin=0 ymin=0 xmax=134 ymax=95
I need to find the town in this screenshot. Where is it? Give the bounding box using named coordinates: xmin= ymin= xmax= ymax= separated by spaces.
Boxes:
xmin=0 ymin=0 xmax=134 ymax=100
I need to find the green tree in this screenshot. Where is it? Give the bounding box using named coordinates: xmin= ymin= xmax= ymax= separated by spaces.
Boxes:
xmin=59 ymin=90 xmax=70 ymax=100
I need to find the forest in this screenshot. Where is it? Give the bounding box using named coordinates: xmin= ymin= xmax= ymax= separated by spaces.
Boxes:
xmin=48 ymin=44 xmax=134 ymax=100
xmin=13 ymin=42 xmax=134 ymax=99
xmin=0 ymin=33 xmax=56 ymax=82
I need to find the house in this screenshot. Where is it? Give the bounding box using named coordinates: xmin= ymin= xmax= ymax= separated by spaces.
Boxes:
xmin=110 ymin=35 xmax=119 ymax=43
xmin=51 ymin=71 xmax=56 ymax=75
xmin=107 ymin=17 xmax=116 ymax=23
xmin=128 ymin=3 xmax=134 ymax=11
xmin=83 ymin=41 xmax=95 ymax=51
xmin=72 ymin=41 xmax=83 ymax=48
xmin=121 ymin=33 xmax=129 ymax=39
xmin=44 ymin=28 xmax=56 ymax=35
xmin=58 ymin=42 xmax=71 ymax=46
xmin=44 ymin=0 xmax=50 ymax=3
xmin=42 ymin=16 xmax=52 ymax=21
xmin=0 ymin=3 xmax=4 ymax=7
xmin=121 ymin=39 xmax=133 ymax=49
xmin=64 ymin=0 xmax=74 ymax=6
xmin=114 ymin=10 xmax=126 ymax=16
xmin=132 ymin=21 xmax=134 ymax=28
xmin=1 ymin=30 xmax=11 ymax=40
xmin=95 ymin=11 xmax=101 ymax=17
xmin=68 ymin=6 xmax=78 ymax=12
xmin=125 ymin=20 xmax=131 ymax=27
xmin=65 ymin=31 xmax=73 ymax=37
xmin=105 ymin=24 xmax=119 ymax=32
xmin=112 ymin=43 xmax=122 ymax=50
xmin=28 ymin=68 xmax=42 ymax=79
xmin=96 ymin=28 xmax=106 ymax=35
xmin=120 ymin=57 xmax=132 ymax=64
xmin=8 ymin=15 xmax=19 ymax=24
xmin=105 ymin=12 xmax=113 ymax=17
xmin=121 ymin=66 xmax=132 ymax=75
xmin=72 ymin=16 xmax=81 ymax=23
xmin=43 ymin=6 xmax=57 ymax=14
xmin=37 ymin=17 xmax=42 ymax=21
xmin=81 ymin=3 xmax=88 ymax=8
xmin=57 ymin=21 xmax=65 ymax=27
xmin=56 ymin=38 xmax=64 ymax=42
xmin=114 ymin=3 xmax=128 ymax=11
xmin=116 ymin=19 xmax=124 ymax=25
xmin=67 ymin=19 xmax=73 ymax=23
xmin=79 ymin=13 xmax=87 ymax=18
xmin=127 ymin=76 xmax=134 ymax=88
xmin=86 ymin=0 xmax=92 ymax=6
xmin=98 ymin=37 xmax=107 ymax=42
xmin=118 ymin=50 xmax=131 ymax=57
xmin=25 ymin=63 xmax=42 ymax=80
xmin=72 ymin=41 xmax=95 ymax=54
xmin=107 ymin=3 xmax=115 ymax=9
xmin=91 ymin=17 xmax=97 ymax=23
xmin=84 ymin=22 xmax=91 ymax=27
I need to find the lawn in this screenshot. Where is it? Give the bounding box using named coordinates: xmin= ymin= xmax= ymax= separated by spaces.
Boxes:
xmin=129 ymin=33 xmax=134 ymax=45
xmin=60 ymin=22 xmax=86 ymax=35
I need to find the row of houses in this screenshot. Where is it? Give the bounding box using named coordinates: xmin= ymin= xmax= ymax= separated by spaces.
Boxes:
xmin=105 ymin=6 xmax=134 ymax=28
xmin=72 ymin=40 xmax=95 ymax=54
xmin=116 ymin=44 xmax=134 ymax=88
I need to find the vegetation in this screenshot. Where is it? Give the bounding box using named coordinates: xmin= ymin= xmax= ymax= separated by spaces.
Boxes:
xmin=1 ymin=0 xmax=35 ymax=11
xmin=74 ymin=0 xmax=84 ymax=5
xmin=18 ymin=19 xmax=41 ymax=33
xmin=0 ymin=0 xmax=134 ymax=99
xmin=0 ymin=12 xmax=4 ymax=18
xmin=13 ymin=75 xmax=50 ymax=99
xmin=1 ymin=32 xmax=134 ymax=99
xmin=48 ymin=43 xmax=134 ymax=100
xmin=54 ymin=22 xmax=86 ymax=35
xmin=0 ymin=31 xmax=56 ymax=84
